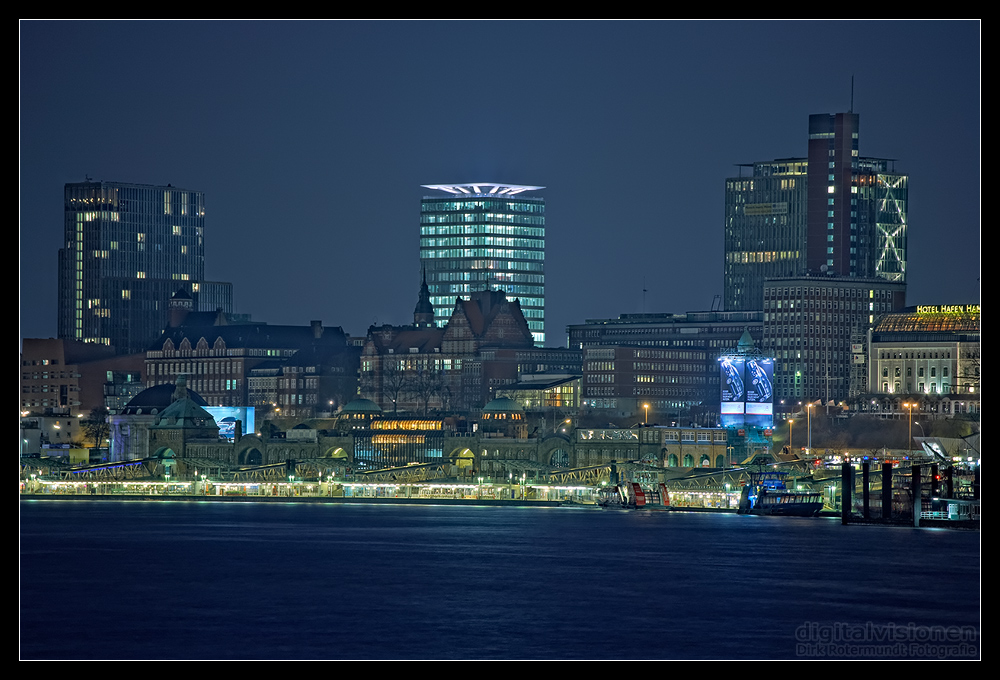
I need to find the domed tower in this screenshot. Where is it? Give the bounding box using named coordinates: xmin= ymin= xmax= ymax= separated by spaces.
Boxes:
xmin=336 ymin=398 xmax=384 ymax=431
xmin=479 ymin=396 xmax=527 ymax=438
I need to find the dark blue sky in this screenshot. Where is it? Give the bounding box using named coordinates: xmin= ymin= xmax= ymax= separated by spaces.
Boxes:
xmin=20 ymin=21 xmax=981 ymax=346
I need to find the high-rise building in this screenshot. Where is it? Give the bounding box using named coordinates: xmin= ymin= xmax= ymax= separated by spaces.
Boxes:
xmin=419 ymin=183 xmax=546 ymax=345
xmin=724 ymin=113 xmax=908 ymax=312
xmin=761 ymin=275 xmax=906 ymax=404
xmin=58 ymin=181 xmax=232 ymax=355
xmin=724 ymin=159 xmax=810 ymax=311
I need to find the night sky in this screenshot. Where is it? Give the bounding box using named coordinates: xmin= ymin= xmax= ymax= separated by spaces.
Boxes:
xmin=20 ymin=21 xmax=981 ymax=347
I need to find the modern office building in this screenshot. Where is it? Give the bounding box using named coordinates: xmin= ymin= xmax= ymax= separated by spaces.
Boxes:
xmin=724 ymin=159 xmax=810 ymax=312
xmin=761 ymin=275 xmax=906 ymax=405
xmin=420 ymin=183 xmax=546 ymax=345
xmin=58 ymin=181 xmax=233 ymax=355
xmin=567 ymin=310 xmax=763 ymax=419
xmin=725 ymin=113 xmax=908 ymax=312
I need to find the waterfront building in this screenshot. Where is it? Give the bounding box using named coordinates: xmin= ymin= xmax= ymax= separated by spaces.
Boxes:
xmin=108 ymin=380 xmax=209 ymax=461
xmin=58 ymin=180 xmax=233 ymax=354
xmin=658 ymin=426 xmax=731 ymax=468
xmin=761 ymin=275 xmax=906 ymax=405
xmin=87 ymin=380 xmax=730 ymax=475
xmin=725 ymin=113 xmax=908 ymax=312
xmin=865 ymin=304 xmax=980 ymax=419
xmin=420 ymin=183 xmax=546 ymax=344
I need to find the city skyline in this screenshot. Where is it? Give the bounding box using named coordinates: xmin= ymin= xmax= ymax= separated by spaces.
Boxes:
xmin=20 ymin=21 xmax=981 ymax=347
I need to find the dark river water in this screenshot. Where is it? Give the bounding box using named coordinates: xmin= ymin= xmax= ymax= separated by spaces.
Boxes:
xmin=19 ymin=499 xmax=980 ymax=660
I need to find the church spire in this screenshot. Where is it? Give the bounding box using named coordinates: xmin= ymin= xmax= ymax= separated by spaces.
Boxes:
xmin=413 ymin=268 xmax=435 ymax=327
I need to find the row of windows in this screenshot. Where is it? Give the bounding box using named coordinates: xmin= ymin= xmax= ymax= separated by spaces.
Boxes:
xmin=879 ymin=351 xmax=954 ymax=359
xmin=634 ymin=374 xmax=705 ymax=384
xmin=420 ymin=236 xmax=544 ymax=249
xmin=632 ymin=362 xmax=702 ymax=372
xmin=66 ymin=185 xmax=205 ymax=216
xmin=765 ymin=286 xmax=892 ymax=299
xmin=430 ymin=283 xmax=544 ymax=296
xmin=432 ymin=272 xmax=544 ymax=284
xmin=421 ymin=214 xmax=545 ymax=226
xmin=420 ymin=225 xmax=544 ymax=237
xmin=422 ymin=248 xmax=544 ymax=260
xmin=151 ymin=360 xmax=243 ymax=375
xmin=883 ymin=366 xmax=948 ymax=378
xmin=421 ymin=199 xmax=544 ymax=213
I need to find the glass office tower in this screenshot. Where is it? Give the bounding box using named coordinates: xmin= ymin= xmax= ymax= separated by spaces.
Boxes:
xmin=420 ymin=183 xmax=546 ymax=345
xmin=58 ymin=181 xmax=209 ymax=354
xmin=724 ymin=159 xmax=809 ymax=312
xmin=724 ymin=112 xmax=908 ymax=312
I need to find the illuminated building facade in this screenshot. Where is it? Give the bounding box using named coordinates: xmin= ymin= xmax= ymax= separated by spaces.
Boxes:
xmin=58 ymin=181 xmax=232 ymax=355
xmin=868 ymin=305 xmax=980 ymax=405
xmin=718 ymin=329 xmax=774 ymax=430
xmin=353 ymin=419 xmax=445 ymax=469
xmin=420 ymin=183 xmax=546 ymax=344
xmin=725 ymin=113 xmax=908 ymax=312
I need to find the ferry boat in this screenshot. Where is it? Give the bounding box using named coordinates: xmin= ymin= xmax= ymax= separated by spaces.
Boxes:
xmin=737 ymin=471 xmax=823 ymax=516
xmin=597 ymin=482 xmax=671 ymax=510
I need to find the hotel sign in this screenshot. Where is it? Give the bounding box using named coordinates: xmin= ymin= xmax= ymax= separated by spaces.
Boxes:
xmin=916 ymin=305 xmax=980 ymax=314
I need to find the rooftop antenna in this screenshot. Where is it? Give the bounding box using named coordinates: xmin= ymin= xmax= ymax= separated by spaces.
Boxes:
xmin=850 ymin=75 xmax=854 ymax=113
xmin=642 ymin=277 xmax=648 ymax=313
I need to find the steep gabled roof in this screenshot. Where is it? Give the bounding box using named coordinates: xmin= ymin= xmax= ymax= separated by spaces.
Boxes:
xmin=367 ymin=325 xmax=445 ymax=355
xmin=448 ymin=289 xmax=533 ymax=345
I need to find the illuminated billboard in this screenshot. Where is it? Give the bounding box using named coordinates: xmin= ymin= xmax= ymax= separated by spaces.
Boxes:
xmin=719 ymin=355 xmax=773 ymax=428
xmin=205 ymin=407 xmax=256 ymax=442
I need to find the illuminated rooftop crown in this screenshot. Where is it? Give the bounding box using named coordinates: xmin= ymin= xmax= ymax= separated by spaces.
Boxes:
xmin=421 ymin=183 xmax=544 ymax=196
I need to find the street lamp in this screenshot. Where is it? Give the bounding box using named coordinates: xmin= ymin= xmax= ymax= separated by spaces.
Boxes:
xmin=643 ymin=403 xmax=650 ymax=424
xmin=904 ymin=402 xmax=915 ymax=453
xmin=806 ymin=403 xmax=814 ymax=454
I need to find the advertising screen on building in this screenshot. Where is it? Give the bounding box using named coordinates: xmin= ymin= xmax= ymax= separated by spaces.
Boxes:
xmin=719 ymin=355 xmax=773 ymax=428
xmin=720 ymin=357 xmax=746 ymax=403
xmin=205 ymin=407 xmax=255 ymax=442
xmin=745 ymin=358 xmax=773 ymax=405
